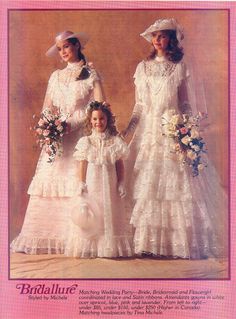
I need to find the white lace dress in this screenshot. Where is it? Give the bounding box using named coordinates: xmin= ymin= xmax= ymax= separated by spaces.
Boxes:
xmin=11 ymin=63 xmax=100 ymax=254
xmin=64 ymin=131 xmax=133 ymax=258
xmin=126 ymin=56 xmax=227 ymax=259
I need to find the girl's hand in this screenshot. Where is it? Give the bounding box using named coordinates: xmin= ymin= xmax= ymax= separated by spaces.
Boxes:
xmin=78 ymin=181 xmax=88 ymax=196
xmin=117 ymin=182 xmax=126 ymax=199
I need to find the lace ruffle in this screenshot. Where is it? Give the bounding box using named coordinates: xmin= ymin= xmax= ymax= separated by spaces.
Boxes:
xmin=73 ymin=136 xmax=129 ymax=164
xmin=65 ymin=234 xmax=133 ymax=258
xmin=28 ymin=176 xmax=79 ymax=197
xmin=10 ymin=235 xmax=65 ymax=254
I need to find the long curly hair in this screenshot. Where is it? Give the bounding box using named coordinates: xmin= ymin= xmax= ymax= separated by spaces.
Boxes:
xmin=84 ymin=101 xmax=118 ymax=136
xmin=147 ymin=30 xmax=184 ymax=63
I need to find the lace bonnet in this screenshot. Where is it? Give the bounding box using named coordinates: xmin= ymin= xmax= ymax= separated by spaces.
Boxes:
xmin=45 ymin=30 xmax=89 ymax=57
xmin=140 ymin=18 xmax=184 ymax=43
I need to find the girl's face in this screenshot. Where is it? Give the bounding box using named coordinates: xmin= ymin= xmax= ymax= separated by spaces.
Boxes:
xmin=56 ymin=40 xmax=79 ymax=63
xmin=151 ymin=31 xmax=170 ymax=53
xmin=90 ymin=110 xmax=108 ymax=133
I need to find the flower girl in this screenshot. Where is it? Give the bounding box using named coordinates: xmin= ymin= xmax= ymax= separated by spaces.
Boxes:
xmin=65 ymin=101 xmax=133 ymax=258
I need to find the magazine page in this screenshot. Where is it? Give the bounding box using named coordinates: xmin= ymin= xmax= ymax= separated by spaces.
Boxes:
xmin=0 ymin=1 xmax=235 ymax=318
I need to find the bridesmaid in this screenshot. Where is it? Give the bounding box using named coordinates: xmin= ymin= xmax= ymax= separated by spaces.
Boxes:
xmin=122 ymin=18 xmax=227 ymax=259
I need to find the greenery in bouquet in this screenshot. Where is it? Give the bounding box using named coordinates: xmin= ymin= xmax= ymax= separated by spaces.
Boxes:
xmin=32 ymin=107 xmax=69 ymax=163
xmin=161 ymin=109 xmax=208 ymax=177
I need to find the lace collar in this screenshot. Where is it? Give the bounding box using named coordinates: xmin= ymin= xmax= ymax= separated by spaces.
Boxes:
xmin=66 ymin=61 xmax=83 ymax=70
xmin=155 ymin=55 xmax=168 ymax=62
xmin=90 ymin=129 xmax=111 ymax=140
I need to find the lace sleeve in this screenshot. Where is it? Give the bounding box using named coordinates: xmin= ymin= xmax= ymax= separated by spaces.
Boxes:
xmin=113 ymin=137 xmax=130 ymax=161
xmin=124 ymin=62 xmax=147 ymax=136
xmin=73 ymin=137 xmax=90 ymax=161
xmin=177 ymin=62 xmax=192 ymax=115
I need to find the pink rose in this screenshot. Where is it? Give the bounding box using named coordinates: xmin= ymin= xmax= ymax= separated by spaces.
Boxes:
xmin=36 ymin=128 xmax=43 ymax=135
xmin=45 ymin=138 xmax=51 ymax=145
xmin=38 ymin=119 xmax=46 ymax=126
xmin=55 ymin=120 xmax=61 ymax=126
xmin=180 ymin=127 xmax=188 ymax=135
xmin=43 ymin=129 xmax=50 ymax=136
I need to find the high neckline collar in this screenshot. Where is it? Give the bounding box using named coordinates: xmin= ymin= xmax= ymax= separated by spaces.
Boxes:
xmin=67 ymin=61 xmax=83 ymax=69
xmin=91 ymin=129 xmax=110 ymax=140
xmin=155 ymin=55 xmax=168 ymax=62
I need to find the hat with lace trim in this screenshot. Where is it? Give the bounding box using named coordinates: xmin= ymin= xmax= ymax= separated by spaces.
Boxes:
xmin=140 ymin=18 xmax=184 ymax=43
xmin=45 ymin=30 xmax=89 ymax=57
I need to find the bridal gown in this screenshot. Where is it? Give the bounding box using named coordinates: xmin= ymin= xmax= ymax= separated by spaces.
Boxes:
xmin=126 ymin=56 xmax=228 ymax=259
xmin=11 ymin=63 xmax=100 ymax=254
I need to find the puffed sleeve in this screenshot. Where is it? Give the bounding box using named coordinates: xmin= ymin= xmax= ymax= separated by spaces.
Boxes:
xmin=73 ymin=136 xmax=90 ymax=161
xmin=110 ymin=137 xmax=129 ymax=163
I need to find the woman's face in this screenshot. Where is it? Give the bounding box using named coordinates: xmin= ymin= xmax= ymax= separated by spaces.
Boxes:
xmin=151 ymin=31 xmax=170 ymax=53
xmin=90 ymin=110 xmax=108 ymax=133
xmin=56 ymin=39 xmax=78 ymax=63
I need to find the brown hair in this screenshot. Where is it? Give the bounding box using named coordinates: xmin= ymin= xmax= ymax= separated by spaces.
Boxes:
xmin=147 ymin=30 xmax=184 ymax=63
xmin=84 ymin=101 xmax=118 ymax=136
xmin=67 ymin=37 xmax=86 ymax=63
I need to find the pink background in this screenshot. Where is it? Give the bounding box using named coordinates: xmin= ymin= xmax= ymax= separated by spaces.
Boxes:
xmin=1 ymin=1 xmax=235 ymax=319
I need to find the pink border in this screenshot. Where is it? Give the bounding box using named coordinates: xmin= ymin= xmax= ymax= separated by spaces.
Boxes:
xmin=1 ymin=1 xmax=236 ymax=318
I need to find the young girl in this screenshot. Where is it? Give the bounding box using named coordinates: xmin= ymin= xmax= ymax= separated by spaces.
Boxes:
xmin=11 ymin=31 xmax=103 ymax=254
xmin=65 ymin=101 xmax=133 ymax=258
xmin=123 ymin=18 xmax=227 ymax=259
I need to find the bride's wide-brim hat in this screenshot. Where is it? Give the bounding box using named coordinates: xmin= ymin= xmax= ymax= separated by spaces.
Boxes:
xmin=45 ymin=30 xmax=89 ymax=57
xmin=140 ymin=18 xmax=184 ymax=43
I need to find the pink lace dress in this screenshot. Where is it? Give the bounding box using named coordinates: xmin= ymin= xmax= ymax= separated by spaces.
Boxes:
xmin=126 ymin=56 xmax=227 ymax=259
xmin=64 ymin=131 xmax=133 ymax=258
xmin=11 ymin=63 xmax=100 ymax=254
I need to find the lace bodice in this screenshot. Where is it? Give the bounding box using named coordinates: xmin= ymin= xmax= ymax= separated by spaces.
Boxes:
xmin=73 ymin=131 xmax=129 ymax=165
xmin=43 ymin=63 xmax=99 ymax=116
xmin=134 ymin=58 xmax=189 ymax=105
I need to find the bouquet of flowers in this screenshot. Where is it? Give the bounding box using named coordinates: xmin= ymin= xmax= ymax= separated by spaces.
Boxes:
xmin=161 ymin=109 xmax=208 ymax=176
xmin=33 ymin=107 xmax=69 ymax=163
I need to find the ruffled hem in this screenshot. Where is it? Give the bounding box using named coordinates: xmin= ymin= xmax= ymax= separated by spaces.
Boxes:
xmin=10 ymin=235 xmax=65 ymax=254
xmin=28 ymin=176 xmax=80 ymax=197
xmin=132 ymin=223 xmax=226 ymax=260
xmin=65 ymin=235 xmax=133 ymax=258
xmin=130 ymin=197 xmax=227 ymax=259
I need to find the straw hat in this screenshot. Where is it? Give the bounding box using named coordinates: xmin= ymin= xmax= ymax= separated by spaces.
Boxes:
xmin=140 ymin=18 xmax=184 ymax=43
xmin=45 ymin=30 xmax=89 ymax=57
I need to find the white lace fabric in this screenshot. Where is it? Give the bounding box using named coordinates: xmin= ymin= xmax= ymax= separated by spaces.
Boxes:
xmin=11 ymin=64 xmax=101 ymax=255
xmin=126 ymin=58 xmax=228 ymax=259
xmin=65 ymin=131 xmax=133 ymax=258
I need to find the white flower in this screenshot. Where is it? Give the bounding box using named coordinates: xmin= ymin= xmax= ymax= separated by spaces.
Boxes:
xmin=57 ymin=125 xmax=64 ymax=132
xmin=198 ymin=163 xmax=204 ymax=170
xmin=190 ymin=128 xmax=200 ymax=139
xmin=192 ymin=145 xmax=200 ymax=152
xmin=181 ymin=135 xmax=191 ymax=145
xmin=186 ymin=150 xmax=197 ymax=160
xmin=170 ymin=114 xmax=182 ymax=125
